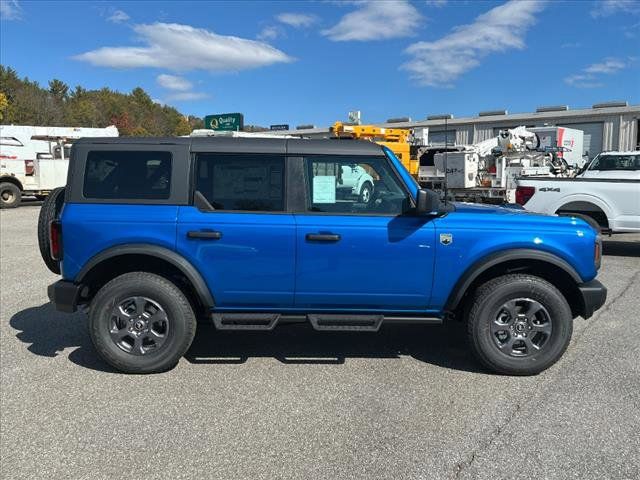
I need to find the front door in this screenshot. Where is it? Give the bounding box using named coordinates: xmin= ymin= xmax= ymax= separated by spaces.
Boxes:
xmin=176 ymin=152 xmax=296 ymax=309
xmin=294 ymin=154 xmax=436 ymax=310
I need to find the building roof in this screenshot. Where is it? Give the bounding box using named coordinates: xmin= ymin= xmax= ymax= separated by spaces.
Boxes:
xmin=275 ymin=103 xmax=640 ymax=136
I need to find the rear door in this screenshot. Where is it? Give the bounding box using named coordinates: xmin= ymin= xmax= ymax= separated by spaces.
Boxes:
xmin=293 ymin=154 xmax=436 ymax=310
xmin=176 ymin=151 xmax=296 ymax=309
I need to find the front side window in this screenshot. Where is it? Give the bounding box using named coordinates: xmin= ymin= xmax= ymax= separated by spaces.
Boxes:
xmin=195 ymin=153 xmax=285 ymax=212
xmin=84 ymin=150 xmax=172 ymax=200
xmin=304 ymin=155 xmax=410 ymax=215
xmin=589 ymin=154 xmax=640 ymax=171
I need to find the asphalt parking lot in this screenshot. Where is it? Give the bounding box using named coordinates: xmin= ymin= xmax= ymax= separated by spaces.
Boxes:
xmin=1 ymin=204 xmax=639 ymax=480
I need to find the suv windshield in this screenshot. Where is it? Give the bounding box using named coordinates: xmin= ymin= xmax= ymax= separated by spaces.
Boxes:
xmin=588 ymin=154 xmax=640 ymax=171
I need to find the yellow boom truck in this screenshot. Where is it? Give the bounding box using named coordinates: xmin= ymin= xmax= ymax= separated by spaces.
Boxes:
xmin=330 ymin=122 xmax=418 ymax=176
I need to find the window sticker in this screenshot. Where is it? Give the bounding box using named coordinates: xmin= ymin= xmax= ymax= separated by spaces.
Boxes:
xmin=313 ymin=175 xmax=336 ymax=203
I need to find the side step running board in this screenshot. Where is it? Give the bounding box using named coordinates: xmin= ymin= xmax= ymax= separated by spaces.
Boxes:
xmin=210 ymin=313 xmax=443 ymax=331
xmin=308 ymin=314 xmax=383 ymax=332
xmin=212 ymin=313 xmax=279 ymax=331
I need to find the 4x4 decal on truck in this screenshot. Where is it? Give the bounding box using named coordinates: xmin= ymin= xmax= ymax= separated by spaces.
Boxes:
xmin=539 ymin=187 xmax=561 ymax=192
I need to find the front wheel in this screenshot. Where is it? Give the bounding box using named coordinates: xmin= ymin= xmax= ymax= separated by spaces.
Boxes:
xmin=89 ymin=272 xmax=197 ymax=374
xmin=467 ymin=274 xmax=573 ymax=375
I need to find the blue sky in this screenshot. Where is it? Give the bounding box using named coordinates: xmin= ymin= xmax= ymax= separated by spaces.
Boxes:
xmin=1 ymin=0 xmax=639 ymax=127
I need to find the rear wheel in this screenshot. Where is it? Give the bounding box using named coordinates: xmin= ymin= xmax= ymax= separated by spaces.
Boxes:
xmin=0 ymin=182 xmax=21 ymax=208
xmin=467 ymin=274 xmax=572 ymax=375
xmin=37 ymin=187 xmax=65 ymax=274
xmin=89 ymin=272 xmax=197 ymax=374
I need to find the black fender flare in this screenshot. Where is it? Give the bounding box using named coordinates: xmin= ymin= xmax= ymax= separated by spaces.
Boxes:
xmin=444 ymin=248 xmax=582 ymax=311
xmin=76 ymin=244 xmax=214 ymax=308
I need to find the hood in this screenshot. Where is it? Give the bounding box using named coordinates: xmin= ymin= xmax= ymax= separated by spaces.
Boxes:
xmin=446 ymin=202 xmax=593 ymax=231
xmin=451 ymin=202 xmax=531 ymax=215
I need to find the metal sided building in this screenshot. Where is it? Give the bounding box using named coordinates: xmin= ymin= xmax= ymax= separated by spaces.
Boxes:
xmin=279 ymin=101 xmax=640 ymax=160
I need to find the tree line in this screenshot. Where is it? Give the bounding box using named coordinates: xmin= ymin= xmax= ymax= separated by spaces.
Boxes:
xmin=0 ymin=65 xmax=204 ymax=136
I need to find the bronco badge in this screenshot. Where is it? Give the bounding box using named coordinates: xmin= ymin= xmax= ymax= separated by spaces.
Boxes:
xmin=440 ymin=233 xmax=453 ymax=245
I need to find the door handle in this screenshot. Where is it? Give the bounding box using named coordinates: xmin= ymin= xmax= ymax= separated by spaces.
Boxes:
xmin=187 ymin=230 xmax=222 ymax=240
xmin=306 ymin=233 xmax=341 ymax=242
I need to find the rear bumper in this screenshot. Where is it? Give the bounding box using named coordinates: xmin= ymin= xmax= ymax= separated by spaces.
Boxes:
xmin=578 ymin=279 xmax=607 ymax=319
xmin=47 ymin=280 xmax=82 ymax=313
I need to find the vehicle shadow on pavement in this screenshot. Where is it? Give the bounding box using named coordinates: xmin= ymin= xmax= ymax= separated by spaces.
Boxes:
xmin=10 ymin=303 xmax=483 ymax=374
xmin=9 ymin=303 xmax=117 ymax=373
xmin=186 ymin=322 xmax=484 ymax=373
xmin=603 ymin=240 xmax=640 ymax=257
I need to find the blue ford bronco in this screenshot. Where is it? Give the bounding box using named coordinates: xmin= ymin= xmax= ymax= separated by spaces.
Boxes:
xmin=41 ymin=136 xmax=606 ymax=374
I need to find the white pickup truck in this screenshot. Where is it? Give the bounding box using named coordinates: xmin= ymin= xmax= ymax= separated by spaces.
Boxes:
xmin=515 ymin=151 xmax=640 ymax=233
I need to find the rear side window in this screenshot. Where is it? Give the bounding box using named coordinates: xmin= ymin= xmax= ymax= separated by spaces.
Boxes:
xmin=589 ymin=154 xmax=640 ymax=171
xmin=84 ymin=151 xmax=172 ymax=200
xmin=195 ymin=153 xmax=285 ymax=212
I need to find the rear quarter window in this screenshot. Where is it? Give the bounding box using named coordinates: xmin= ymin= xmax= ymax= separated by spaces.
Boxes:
xmin=195 ymin=153 xmax=285 ymax=211
xmin=83 ymin=151 xmax=172 ymax=200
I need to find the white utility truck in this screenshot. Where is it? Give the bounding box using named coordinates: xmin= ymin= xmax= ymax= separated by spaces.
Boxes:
xmin=0 ymin=125 xmax=118 ymax=208
xmin=420 ymin=126 xmax=585 ymax=204
xmin=515 ymin=151 xmax=640 ymax=233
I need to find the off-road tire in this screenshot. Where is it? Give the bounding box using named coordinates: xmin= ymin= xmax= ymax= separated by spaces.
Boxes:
xmin=89 ymin=272 xmax=197 ymax=374
xmin=37 ymin=187 xmax=65 ymax=274
xmin=359 ymin=182 xmax=373 ymax=204
xmin=467 ymin=274 xmax=573 ymax=376
xmin=0 ymin=182 xmax=21 ymax=209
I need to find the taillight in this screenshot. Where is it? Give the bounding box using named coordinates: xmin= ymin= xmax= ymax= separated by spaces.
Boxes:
xmin=515 ymin=186 xmax=535 ymax=206
xmin=50 ymin=221 xmax=62 ymax=261
xmin=24 ymin=160 xmax=35 ymax=175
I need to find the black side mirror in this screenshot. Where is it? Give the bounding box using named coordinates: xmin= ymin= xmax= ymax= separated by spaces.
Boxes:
xmin=416 ymin=189 xmax=441 ymax=215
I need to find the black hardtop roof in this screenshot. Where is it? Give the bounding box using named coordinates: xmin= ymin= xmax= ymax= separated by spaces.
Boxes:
xmin=73 ymin=136 xmax=383 ymax=156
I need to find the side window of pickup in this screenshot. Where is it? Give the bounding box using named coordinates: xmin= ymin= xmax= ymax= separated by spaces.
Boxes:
xmin=304 ymin=155 xmax=411 ymax=215
xmin=195 ymin=153 xmax=285 ymax=212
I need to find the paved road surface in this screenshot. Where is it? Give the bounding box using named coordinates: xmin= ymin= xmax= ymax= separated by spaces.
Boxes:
xmin=1 ymin=205 xmax=639 ymax=479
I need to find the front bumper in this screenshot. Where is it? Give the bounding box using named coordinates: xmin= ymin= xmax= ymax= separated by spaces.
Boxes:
xmin=47 ymin=280 xmax=82 ymax=313
xmin=578 ymin=279 xmax=607 ymax=319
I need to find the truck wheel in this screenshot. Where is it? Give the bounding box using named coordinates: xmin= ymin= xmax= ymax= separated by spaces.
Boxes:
xmin=467 ymin=274 xmax=572 ymax=375
xmin=89 ymin=272 xmax=197 ymax=374
xmin=359 ymin=182 xmax=373 ymax=204
xmin=37 ymin=187 xmax=65 ymax=274
xmin=0 ymin=182 xmax=21 ymax=209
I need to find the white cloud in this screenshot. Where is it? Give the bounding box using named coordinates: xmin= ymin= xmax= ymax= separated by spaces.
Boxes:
xmin=402 ymin=0 xmax=545 ymax=87
xmin=564 ymin=74 xmax=604 ymax=88
xmin=74 ymin=22 xmax=294 ymax=72
xmin=257 ymin=25 xmax=283 ymax=41
xmin=584 ymin=58 xmax=627 ymax=74
xmin=157 ymin=74 xmax=193 ymax=91
xmin=0 ymin=0 xmax=21 ymax=20
xmin=565 ymin=57 xmax=629 ymax=88
xmin=590 ymin=0 xmax=640 ymax=18
xmin=624 ymin=21 xmax=640 ymax=38
xmin=165 ymin=91 xmax=209 ymax=101
xmin=322 ymin=0 xmax=422 ymax=41
xmin=276 ymin=12 xmax=318 ymax=28
xmin=107 ymin=9 xmax=130 ymax=23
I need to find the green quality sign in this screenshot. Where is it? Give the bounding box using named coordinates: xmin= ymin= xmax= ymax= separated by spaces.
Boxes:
xmin=204 ymin=113 xmax=244 ymax=131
